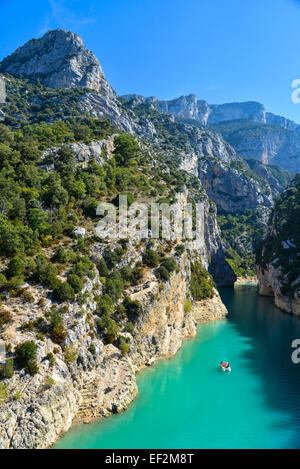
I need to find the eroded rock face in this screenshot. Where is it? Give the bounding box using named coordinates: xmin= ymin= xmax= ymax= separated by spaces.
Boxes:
xmin=215 ymin=124 xmax=300 ymax=173
xmin=257 ymin=177 xmax=300 ymax=315
xmin=41 ymin=136 xmax=116 ymax=171
xmin=0 ymin=29 xmax=115 ymax=97
xmin=197 ymin=159 xmax=274 ymax=213
xmin=258 ymin=266 xmax=300 ymax=315
xmin=0 ymin=255 xmax=228 ymax=449
xmin=122 ymin=94 xmax=300 ymax=172
xmin=122 ymin=94 xmax=298 ymax=129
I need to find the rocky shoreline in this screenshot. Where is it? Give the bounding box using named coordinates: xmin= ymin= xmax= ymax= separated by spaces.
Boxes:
xmin=0 ymin=250 xmax=228 ymax=449
xmin=235 ymin=276 xmax=258 ymax=285
xmin=258 ymin=267 xmax=300 ymax=316
xmin=71 ymin=289 xmax=227 ymax=429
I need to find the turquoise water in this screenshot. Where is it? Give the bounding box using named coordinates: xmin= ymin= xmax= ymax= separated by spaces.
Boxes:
xmin=55 ymin=286 xmax=300 ymax=449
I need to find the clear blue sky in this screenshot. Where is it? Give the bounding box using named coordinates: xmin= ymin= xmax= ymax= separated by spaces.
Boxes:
xmin=1 ymin=0 xmax=300 ymax=122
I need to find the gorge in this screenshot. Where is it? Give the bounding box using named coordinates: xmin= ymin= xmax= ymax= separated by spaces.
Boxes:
xmin=0 ymin=29 xmax=298 ymax=449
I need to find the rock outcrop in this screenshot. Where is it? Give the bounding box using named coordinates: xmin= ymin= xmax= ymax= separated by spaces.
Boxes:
xmin=123 ymin=99 xmax=279 ymax=216
xmin=0 ymin=250 xmax=228 ymax=449
xmin=257 ymin=175 xmax=300 ymax=314
xmin=211 ymin=120 xmax=300 ymax=173
xmin=122 ymin=94 xmax=298 ymax=130
xmin=0 ymin=30 xmax=115 ymax=97
xmin=0 ymin=129 xmax=234 ymax=448
xmin=196 ymin=158 xmax=274 ymax=214
xmin=258 ymin=266 xmax=300 ymax=315
xmin=122 ymin=94 xmax=300 ymax=173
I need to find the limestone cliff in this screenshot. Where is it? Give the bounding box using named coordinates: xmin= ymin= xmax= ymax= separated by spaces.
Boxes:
xmin=0 ymin=126 xmax=233 ymax=448
xmin=0 ymin=250 xmax=227 ymax=449
xmin=122 ymin=94 xmax=300 ymax=173
xmin=257 ymin=175 xmax=300 ymax=314
xmin=258 ymin=266 xmax=300 ymax=315
xmin=0 ymin=30 xmax=114 ymax=97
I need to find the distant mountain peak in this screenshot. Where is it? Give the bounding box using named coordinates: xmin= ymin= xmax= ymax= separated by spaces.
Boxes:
xmin=0 ymin=29 xmax=115 ymax=96
xmin=122 ymin=93 xmax=298 ymax=130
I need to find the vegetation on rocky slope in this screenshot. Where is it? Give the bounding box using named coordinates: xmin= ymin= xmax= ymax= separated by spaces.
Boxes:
xmin=256 ymin=174 xmax=300 ymax=296
xmin=0 ymin=113 xmax=218 ymax=382
xmin=218 ymin=210 xmax=266 ymax=276
xmin=1 ymin=74 xmax=90 ymax=125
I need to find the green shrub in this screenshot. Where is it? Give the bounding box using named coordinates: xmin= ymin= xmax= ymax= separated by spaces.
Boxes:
xmin=120 ymin=265 xmax=133 ymax=282
xmin=53 ymin=281 xmax=75 ymax=302
xmin=157 ymin=265 xmax=170 ymax=281
xmin=0 ymin=358 xmax=14 ymax=380
xmin=175 ymin=244 xmax=185 ymax=256
xmin=7 ymin=256 xmax=25 ymax=278
xmin=26 ymin=359 xmax=39 ymax=376
xmin=49 ymin=308 xmax=67 ymax=344
xmin=96 ymin=258 xmax=109 ymax=277
xmin=113 ymin=133 xmax=140 ymax=167
xmin=43 ymin=376 xmax=56 ymax=389
xmin=184 ymin=299 xmax=193 ymax=314
xmin=144 ymin=249 xmax=160 ymax=268
xmin=131 ymin=266 xmax=144 ymax=284
xmin=33 ymin=255 xmax=59 ymax=288
xmin=46 ymin=352 xmax=55 ymax=367
xmin=51 ymin=324 xmax=67 ymax=345
xmin=20 ymin=289 xmax=34 ymax=303
xmin=160 ymin=257 xmax=179 ymax=273
xmin=123 ymin=296 xmax=142 ymax=320
xmin=190 ymin=262 xmax=215 ymax=301
xmin=97 ymin=294 xmax=114 ymax=316
xmin=96 ymin=315 xmax=119 ymax=344
xmin=63 ymin=344 xmax=78 ymax=363
xmin=125 ymin=322 xmax=135 ymax=335
xmin=104 ymin=271 xmax=124 ymax=303
xmin=0 ymin=383 xmax=8 ymax=405
xmin=0 ymin=273 xmax=6 ymax=288
xmin=53 ymin=247 xmax=76 ymax=264
xmin=118 ymin=337 xmax=130 ymax=356
xmin=104 ymin=248 xmax=124 ymax=270
xmin=15 ymin=341 xmax=39 ymax=375
xmin=68 ymin=274 xmax=84 ymax=294
xmin=0 ymin=310 xmax=12 ymax=328
xmin=36 ymin=332 xmax=45 ymax=342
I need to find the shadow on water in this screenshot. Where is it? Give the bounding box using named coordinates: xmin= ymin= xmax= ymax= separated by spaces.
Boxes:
xmin=220 ymin=285 xmax=300 ymax=449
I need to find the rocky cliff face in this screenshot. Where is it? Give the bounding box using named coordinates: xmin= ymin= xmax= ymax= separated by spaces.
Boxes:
xmin=257 ymin=175 xmax=300 ymax=314
xmin=0 ymin=30 xmax=142 ymax=133
xmin=0 ymin=28 xmax=287 ymax=449
xmin=196 ymin=159 xmax=274 ymax=214
xmin=0 ymin=123 xmax=233 ymax=448
xmin=122 ymin=94 xmax=300 ymax=173
xmin=0 ymin=30 xmax=114 ymax=97
xmin=0 ymin=236 xmax=228 ymax=449
xmin=122 ymin=94 xmax=298 ymax=129
xmin=123 ymin=100 xmax=280 ymax=217
xmin=210 ymin=120 xmax=300 ymax=173
xmin=258 ymin=266 xmax=300 ymax=315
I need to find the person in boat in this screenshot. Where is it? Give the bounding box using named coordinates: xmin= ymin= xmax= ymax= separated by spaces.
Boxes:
xmin=220 ymin=361 xmax=230 ymax=369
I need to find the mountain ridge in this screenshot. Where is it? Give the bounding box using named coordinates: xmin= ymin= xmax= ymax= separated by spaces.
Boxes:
xmin=121 ymin=93 xmax=299 ymax=129
xmin=0 ymin=29 xmax=115 ymax=97
xmin=121 ymin=93 xmax=300 ymax=172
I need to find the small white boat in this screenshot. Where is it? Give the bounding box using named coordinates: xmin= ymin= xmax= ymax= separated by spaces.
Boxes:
xmin=221 ymin=365 xmax=231 ymax=372
xmin=220 ymin=362 xmax=231 ymax=372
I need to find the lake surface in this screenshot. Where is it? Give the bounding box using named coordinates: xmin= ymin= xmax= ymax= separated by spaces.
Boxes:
xmin=55 ymin=285 xmax=300 ymax=449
